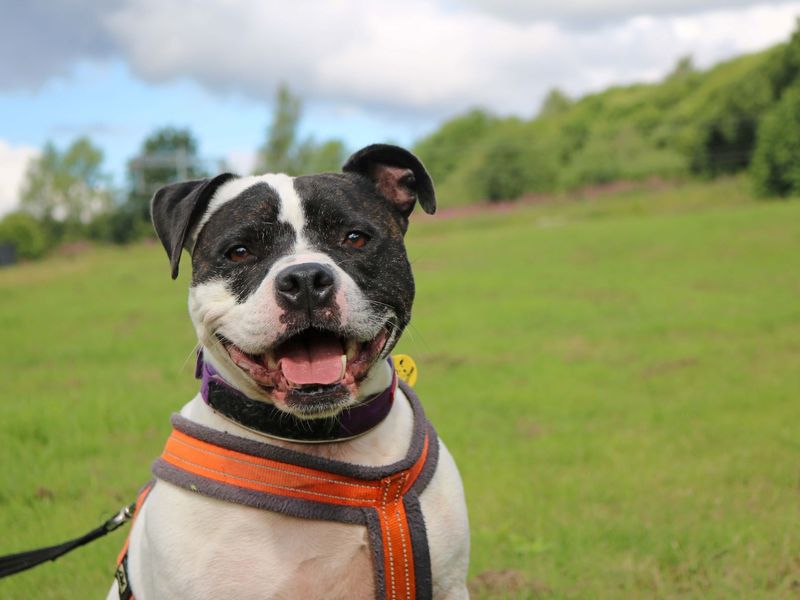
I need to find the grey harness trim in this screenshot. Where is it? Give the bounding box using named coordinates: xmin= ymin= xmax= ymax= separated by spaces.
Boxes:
xmin=151 ymin=381 xmax=439 ymax=600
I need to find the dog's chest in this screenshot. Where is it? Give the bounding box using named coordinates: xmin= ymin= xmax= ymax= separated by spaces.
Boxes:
xmin=131 ymin=482 xmax=375 ymax=600
xmin=126 ymin=393 xmax=418 ymax=600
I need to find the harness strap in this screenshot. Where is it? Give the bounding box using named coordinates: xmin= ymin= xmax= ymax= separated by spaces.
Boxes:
xmin=115 ymin=483 xmax=154 ymax=600
xmin=161 ymin=428 xmax=428 ymax=507
xmin=160 ymin=427 xmax=429 ymax=600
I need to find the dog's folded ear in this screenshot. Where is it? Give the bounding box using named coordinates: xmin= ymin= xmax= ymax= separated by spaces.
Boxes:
xmin=151 ymin=173 xmax=237 ymax=279
xmin=343 ymin=144 xmax=436 ymax=217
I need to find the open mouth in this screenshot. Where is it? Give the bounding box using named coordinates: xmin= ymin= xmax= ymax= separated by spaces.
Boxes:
xmin=218 ymin=327 xmax=390 ymax=409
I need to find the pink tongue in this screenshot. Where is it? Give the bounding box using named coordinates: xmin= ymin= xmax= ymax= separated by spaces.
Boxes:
xmin=277 ymin=333 xmax=344 ymax=385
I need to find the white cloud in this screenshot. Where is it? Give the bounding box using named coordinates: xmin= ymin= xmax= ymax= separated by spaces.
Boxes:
xmin=0 ymin=141 xmax=38 ymax=217
xmin=1 ymin=0 xmax=799 ymax=121
xmin=459 ymin=0 xmax=795 ymax=23
xmin=101 ymin=0 xmax=800 ymax=117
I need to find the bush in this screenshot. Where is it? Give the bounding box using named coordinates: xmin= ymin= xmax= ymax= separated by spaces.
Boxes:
xmin=751 ymin=84 xmax=800 ymax=197
xmin=482 ymin=140 xmax=528 ymax=201
xmin=87 ymin=207 xmax=152 ymax=244
xmin=560 ymin=127 xmax=687 ymax=188
xmin=459 ymin=130 xmax=560 ymax=203
xmin=0 ymin=212 xmax=48 ymax=259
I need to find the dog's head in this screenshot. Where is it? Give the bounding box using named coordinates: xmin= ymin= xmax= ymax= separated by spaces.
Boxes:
xmin=151 ymin=144 xmax=435 ymax=419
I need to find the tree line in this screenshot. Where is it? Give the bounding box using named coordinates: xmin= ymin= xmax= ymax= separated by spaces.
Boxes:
xmin=412 ymin=21 xmax=800 ymax=205
xmin=0 ymin=85 xmax=346 ymax=260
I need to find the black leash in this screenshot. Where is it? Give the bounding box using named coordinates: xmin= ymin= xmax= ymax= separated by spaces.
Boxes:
xmin=0 ymin=502 xmax=135 ymax=579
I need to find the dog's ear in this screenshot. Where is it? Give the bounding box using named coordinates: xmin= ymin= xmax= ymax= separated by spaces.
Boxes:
xmin=343 ymin=144 xmax=436 ymax=217
xmin=151 ymin=173 xmax=236 ymax=279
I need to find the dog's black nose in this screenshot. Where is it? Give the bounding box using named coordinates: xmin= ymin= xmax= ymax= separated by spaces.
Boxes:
xmin=275 ymin=263 xmax=336 ymax=311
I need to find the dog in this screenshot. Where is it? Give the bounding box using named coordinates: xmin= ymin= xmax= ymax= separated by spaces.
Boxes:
xmin=106 ymin=144 xmax=470 ymax=600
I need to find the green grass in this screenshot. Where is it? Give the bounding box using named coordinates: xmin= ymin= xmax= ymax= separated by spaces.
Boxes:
xmin=1 ymin=179 xmax=799 ymax=598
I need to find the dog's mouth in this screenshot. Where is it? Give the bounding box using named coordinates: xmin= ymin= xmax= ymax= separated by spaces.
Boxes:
xmin=217 ymin=327 xmax=391 ymax=414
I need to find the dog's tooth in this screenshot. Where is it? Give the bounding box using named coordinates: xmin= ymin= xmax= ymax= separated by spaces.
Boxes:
xmin=340 ymin=355 xmax=347 ymax=378
xmin=266 ymin=352 xmax=277 ymax=369
xmin=346 ymin=339 xmax=358 ymax=361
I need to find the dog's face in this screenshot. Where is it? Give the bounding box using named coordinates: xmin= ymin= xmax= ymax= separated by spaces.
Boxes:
xmin=151 ymin=145 xmax=435 ymax=419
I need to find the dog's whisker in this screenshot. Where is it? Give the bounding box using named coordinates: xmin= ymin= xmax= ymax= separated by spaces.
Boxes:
xmin=179 ymin=343 xmax=203 ymax=373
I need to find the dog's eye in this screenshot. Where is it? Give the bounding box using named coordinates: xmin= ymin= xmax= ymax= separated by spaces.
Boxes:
xmin=225 ymin=245 xmax=252 ymax=262
xmin=343 ymin=231 xmax=370 ymax=249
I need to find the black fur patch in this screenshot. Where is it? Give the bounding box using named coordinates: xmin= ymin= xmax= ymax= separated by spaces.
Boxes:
xmin=191 ymin=183 xmax=295 ymax=302
xmin=294 ymin=173 xmax=415 ymax=330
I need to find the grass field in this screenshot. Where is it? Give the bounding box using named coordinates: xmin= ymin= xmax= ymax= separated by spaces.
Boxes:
xmin=1 ymin=178 xmax=798 ymax=599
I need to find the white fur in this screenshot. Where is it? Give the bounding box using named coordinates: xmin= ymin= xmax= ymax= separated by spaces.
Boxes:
xmin=270 ymin=173 xmax=309 ymax=250
xmin=107 ymin=383 xmax=470 ymax=600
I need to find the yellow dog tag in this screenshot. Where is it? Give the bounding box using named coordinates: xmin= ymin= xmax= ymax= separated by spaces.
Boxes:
xmin=393 ymin=354 xmax=418 ymax=387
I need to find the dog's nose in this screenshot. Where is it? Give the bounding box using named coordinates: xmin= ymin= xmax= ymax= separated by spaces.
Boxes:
xmin=275 ymin=263 xmax=336 ymax=311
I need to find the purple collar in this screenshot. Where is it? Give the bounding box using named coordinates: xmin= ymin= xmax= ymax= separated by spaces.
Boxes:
xmin=195 ymin=352 xmax=397 ymax=443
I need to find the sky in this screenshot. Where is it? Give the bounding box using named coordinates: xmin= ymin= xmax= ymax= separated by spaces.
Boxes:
xmin=2 ymin=0 xmax=800 ymax=215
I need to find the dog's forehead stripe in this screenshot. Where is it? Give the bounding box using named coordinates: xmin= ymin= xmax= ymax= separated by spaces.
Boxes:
xmin=192 ymin=174 xmax=307 ymax=248
xmin=195 ymin=175 xmax=269 ymax=234
xmin=269 ymin=174 xmax=308 ymax=249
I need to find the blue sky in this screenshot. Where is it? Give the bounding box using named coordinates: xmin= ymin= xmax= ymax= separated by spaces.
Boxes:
xmin=2 ymin=0 xmax=800 ymax=215
xmin=0 ymin=60 xmax=434 ymax=186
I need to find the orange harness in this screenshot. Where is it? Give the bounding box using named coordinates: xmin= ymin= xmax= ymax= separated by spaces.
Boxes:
xmin=116 ymin=382 xmax=438 ymax=600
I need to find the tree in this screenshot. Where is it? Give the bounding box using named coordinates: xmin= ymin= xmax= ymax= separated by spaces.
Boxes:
xmin=127 ymin=127 xmax=208 ymax=223
xmin=254 ymin=84 xmax=348 ymax=175
xmin=293 ymin=139 xmax=347 ymax=175
xmin=482 ymin=140 xmax=527 ymax=202
xmin=766 ymin=17 xmax=800 ymax=100
xmin=688 ymin=71 xmax=773 ymax=177
xmin=413 ymin=109 xmax=496 ymax=184
xmin=256 ymin=84 xmax=302 ymax=174
xmin=20 ymin=137 xmax=110 ymax=226
xmin=538 ymin=88 xmax=573 ymax=118
xmin=666 ymin=55 xmax=696 ymax=81
xmin=751 ymin=83 xmax=800 ymax=197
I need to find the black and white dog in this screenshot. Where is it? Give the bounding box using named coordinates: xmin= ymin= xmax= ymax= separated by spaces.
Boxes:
xmin=107 ymin=145 xmax=469 ymax=599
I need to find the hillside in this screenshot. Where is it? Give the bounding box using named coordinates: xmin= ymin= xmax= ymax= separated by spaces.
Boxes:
xmin=414 ymin=24 xmax=800 ymax=206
